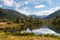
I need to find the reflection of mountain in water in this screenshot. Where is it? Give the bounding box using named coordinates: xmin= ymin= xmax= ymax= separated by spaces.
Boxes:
xmin=20 ymin=24 xmax=42 ymax=31
xmin=48 ymin=24 xmax=60 ymax=34
xmin=21 ymin=24 xmax=60 ymax=36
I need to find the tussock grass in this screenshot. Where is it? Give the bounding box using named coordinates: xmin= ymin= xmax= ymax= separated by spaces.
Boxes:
xmin=0 ymin=32 xmax=60 ymax=40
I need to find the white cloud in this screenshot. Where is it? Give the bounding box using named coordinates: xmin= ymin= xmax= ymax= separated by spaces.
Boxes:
xmin=1 ymin=0 xmax=25 ymax=7
xmin=15 ymin=6 xmax=60 ymax=16
xmin=16 ymin=9 xmax=31 ymax=15
xmin=46 ymin=0 xmax=54 ymax=5
xmin=3 ymin=0 xmax=14 ymax=7
xmin=14 ymin=1 xmax=31 ymax=15
xmin=15 ymin=7 xmax=31 ymax=15
xmin=1 ymin=0 xmax=60 ymax=16
xmin=31 ymin=6 xmax=60 ymax=16
xmin=1 ymin=0 xmax=29 ymax=15
xmin=44 ymin=6 xmax=60 ymax=14
xmin=35 ymin=5 xmax=46 ymax=8
xmin=24 ymin=0 xmax=40 ymax=5
xmin=24 ymin=1 xmax=29 ymax=4
xmin=25 ymin=0 xmax=54 ymax=5
xmin=15 ymin=2 xmax=24 ymax=10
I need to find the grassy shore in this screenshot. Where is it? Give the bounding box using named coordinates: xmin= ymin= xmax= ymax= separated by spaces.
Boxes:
xmin=0 ymin=31 xmax=60 ymax=40
xmin=0 ymin=22 xmax=60 ymax=40
xmin=0 ymin=35 xmax=60 ymax=40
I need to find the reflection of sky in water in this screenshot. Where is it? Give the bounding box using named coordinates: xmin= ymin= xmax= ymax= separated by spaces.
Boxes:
xmin=21 ymin=27 xmax=60 ymax=36
xmin=32 ymin=27 xmax=60 ymax=35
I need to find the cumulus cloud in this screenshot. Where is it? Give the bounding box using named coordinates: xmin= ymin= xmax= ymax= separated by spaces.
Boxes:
xmin=1 ymin=0 xmax=24 ymax=9
xmin=15 ymin=2 xmax=24 ymax=9
xmin=15 ymin=7 xmax=31 ymax=15
xmin=43 ymin=6 xmax=60 ymax=15
xmin=2 ymin=0 xmax=14 ymax=7
xmin=14 ymin=1 xmax=31 ymax=15
xmin=31 ymin=6 xmax=60 ymax=16
xmin=0 ymin=0 xmax=60 ymax=16
xmin=35 ymin=5 xmax=46 ymax=8
xmin=15 ymin=6 xmax=60 ymax=16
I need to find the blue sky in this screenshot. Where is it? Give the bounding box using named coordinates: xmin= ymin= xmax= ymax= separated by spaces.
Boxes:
xmin=0 ymin=0 xmax=60 ymax=16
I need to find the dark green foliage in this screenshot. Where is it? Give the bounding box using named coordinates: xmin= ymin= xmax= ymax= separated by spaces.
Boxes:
xmin=0 ymin=8 xmax=42 ymax=24
xmin=52 ymin=15 xmax=60 ymax=25
xmin=38 ymin=34 xmax=60 ymax=38
xmin=9 ymin=32 xmax=35 ymax=36
xmin=15 ymin=18 xmax=20 ymax=23
xmin=0 ymin=8 xmax=60 ymax=37
xmin=0 ymin=8 xmax=26 ymax=22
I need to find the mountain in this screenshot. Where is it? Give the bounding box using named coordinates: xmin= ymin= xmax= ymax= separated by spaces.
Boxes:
xmin=44 ymin=9 xmax=60 ymax=19
xmin=0 ymin=8 xmax=26 ymax=20
xmin=28 ymin=14 xmax=47 ymax=19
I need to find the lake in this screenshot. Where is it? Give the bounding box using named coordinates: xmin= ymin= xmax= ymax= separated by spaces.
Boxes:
xmin=20 ymin=24 xmax=60 ymax=36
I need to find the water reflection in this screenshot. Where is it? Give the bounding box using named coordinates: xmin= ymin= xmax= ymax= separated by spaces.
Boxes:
xmin=48 ymin=24 xmax=60 ymax=34
xmin=20 ymin=24 xmax=60 ymax=36
xmin=20 ymin=24 xmax=42 ymax=31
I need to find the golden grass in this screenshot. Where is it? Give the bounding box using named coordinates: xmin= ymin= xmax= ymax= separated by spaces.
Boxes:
xmin=0 ymin=23 xmax=21 ymax=28
xmin=0 ymin=22 xmax=60 ymax=40
xmin=0 ymin=35 xmax=60 ymax=40
xmin=0 ymin=32 xmax=60 ymax=40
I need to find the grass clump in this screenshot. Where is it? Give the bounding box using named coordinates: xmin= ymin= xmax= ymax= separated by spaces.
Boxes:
xmin=10 ymin=32 xmax=36 ymax=36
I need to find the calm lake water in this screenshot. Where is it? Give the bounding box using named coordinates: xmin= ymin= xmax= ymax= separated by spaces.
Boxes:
xmin=21 ymin=24 xmax=60 ymax=36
